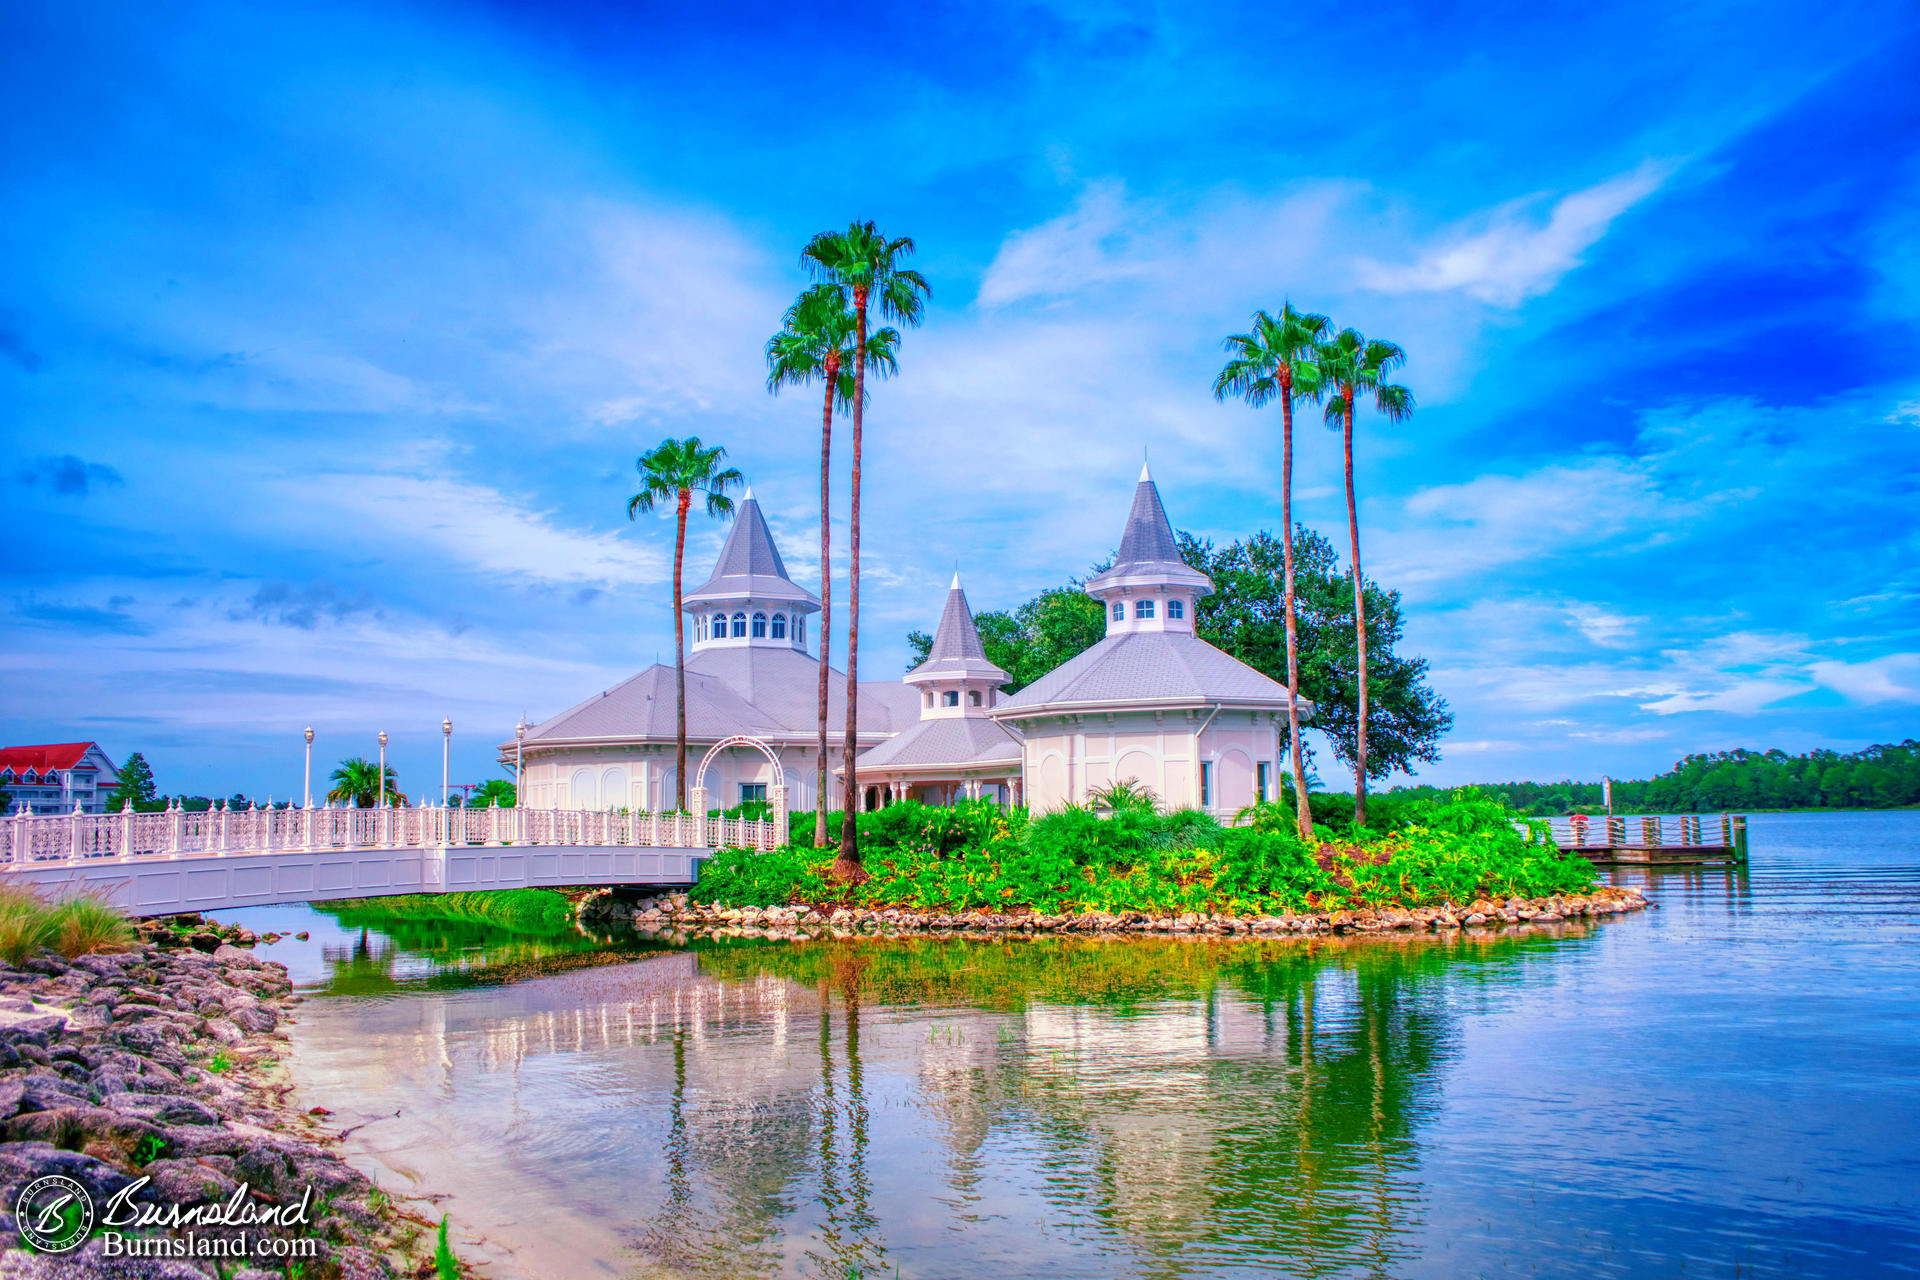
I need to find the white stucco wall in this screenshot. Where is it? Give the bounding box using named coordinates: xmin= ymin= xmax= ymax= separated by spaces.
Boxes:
xmin=1017 ymin=708 xmax=1282 ymax=818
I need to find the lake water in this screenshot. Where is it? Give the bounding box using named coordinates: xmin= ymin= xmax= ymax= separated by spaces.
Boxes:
xmin=226 ymin=811 xmax=1920 ymax=1279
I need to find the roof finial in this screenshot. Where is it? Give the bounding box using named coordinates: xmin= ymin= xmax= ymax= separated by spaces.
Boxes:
xmin=1139 ymin=449 xmax=1151 ymax=484
xmin=743 ymin=484 xmax=755 ymax=501
xmin=950 ymin=570 xmax=962 ymax=590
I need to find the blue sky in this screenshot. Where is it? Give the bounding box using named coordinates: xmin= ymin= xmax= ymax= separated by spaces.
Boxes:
xmin=2 ymin=0 xmax=1916 ymax=799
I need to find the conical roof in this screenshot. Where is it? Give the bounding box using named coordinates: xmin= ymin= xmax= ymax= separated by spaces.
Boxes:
xmin=1086 ymin=463 xmax=1212 ymax=596
xmin=683 ymin=490 xmax=820 ymax=609
xmin=909 ymin=574 xmax=1009 ymax=683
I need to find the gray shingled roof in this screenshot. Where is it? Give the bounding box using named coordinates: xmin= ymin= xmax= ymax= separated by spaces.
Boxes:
xmin=1085 ymin=466 xmax=1212 ymax=594
xmin=523 ymin=646 xmax=918 ymax=744
xmin=992 ymin=631 xmax=1306 ymax=714
xmin=854 ymin=716 xmax=1024 ymax=771
xmin=908 ymin=577 xmax=1010 ymax=683
xmin=683 ymin=493 xmax=820 ymax=609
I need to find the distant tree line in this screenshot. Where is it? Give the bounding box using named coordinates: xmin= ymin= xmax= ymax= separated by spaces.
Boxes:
xmin=1385 ymin=741 xmax=1920 ymax=814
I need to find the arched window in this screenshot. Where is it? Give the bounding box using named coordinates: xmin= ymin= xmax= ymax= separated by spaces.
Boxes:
xmin=796 ymin=617 xmax=806 ymax=645
xmin=1110 ymin=601 xmax=1125 ymax=622
xmin=731 ymin=612 xmax=747 ymax=637
xmin=969 ymin=690 xmax=982 ymax=707
xmin=712 ymin=613 xmax=727 ymax=639
xmin=751 ymin=612 xmax=768 ymax=638
xmin=1136 ymin=599 xmax=1156 ymax=619
xmin=771 ymin=613 xmax=787 ymax=639
xmin=1167 ymin=599 xmax=1185 ymax=620
xmin=943 ymin=690 xmax=960 ymax=707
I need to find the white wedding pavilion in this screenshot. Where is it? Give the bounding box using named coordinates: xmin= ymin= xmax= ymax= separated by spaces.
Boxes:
xmin=504 ymin=468 xmax=1307 ymax=819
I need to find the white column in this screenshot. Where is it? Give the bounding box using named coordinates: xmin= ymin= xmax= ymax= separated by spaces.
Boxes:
xmin=687 ymin=787 xmax=708 ymax=847
xmin=71 ymin=802 xmax=85 ymax=860
xmin=119 ymin=801 xmax=134 ymax=858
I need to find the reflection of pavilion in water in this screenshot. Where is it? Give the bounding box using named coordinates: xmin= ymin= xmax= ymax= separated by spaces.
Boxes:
xmin=336 ymin=942 xmax=1456 ymax=1278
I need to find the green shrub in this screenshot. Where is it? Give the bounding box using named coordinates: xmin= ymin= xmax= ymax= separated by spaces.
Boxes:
xmin=690 ymin=844 xmax=826 ymax=906
xmin=691 ymin=789 xmax=1592 ymax=915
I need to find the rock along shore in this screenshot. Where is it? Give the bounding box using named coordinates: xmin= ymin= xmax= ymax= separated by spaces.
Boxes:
xmin=0 ymin=939 xmax=436 ymax=1280
xmin=584 ymin=883 xmax=1653 ymax=940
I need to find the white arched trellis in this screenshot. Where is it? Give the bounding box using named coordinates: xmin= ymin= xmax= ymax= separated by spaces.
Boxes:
xmin=690 ymin=735 xmax=788 ymax=848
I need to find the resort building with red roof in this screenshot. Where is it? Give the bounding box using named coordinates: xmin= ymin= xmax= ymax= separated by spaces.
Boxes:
xmin=0 ymin=742 xmax=120 ymax=814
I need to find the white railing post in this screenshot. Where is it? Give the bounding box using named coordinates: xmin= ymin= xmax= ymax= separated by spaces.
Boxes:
xmin=71 ymin=803 xmax=85 ymax=861
xmin=256 ymin=803 xmax=270 ymax=853
xmin=217 ymin=802 xmax=230 ymax=853
xmin=687 ymin=788 xmax=708 ymax=848
xmin=119 ymin=801 xmax=134 ymax=859
xmin=770 ymin=785 xmax=788 ymax=849
xmin=167 ymin=800 xmax=183 ymax=854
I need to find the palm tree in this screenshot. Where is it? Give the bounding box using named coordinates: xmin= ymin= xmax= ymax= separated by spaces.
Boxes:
xmin=801 ymin=222 xmax=929 ymax=880
xmin=1215 ymin=303 xmax=1331 ymax=842
xmin=1314 ymin=327 xmax=1414 ymax=828
xmin=767 ymin=284 xmax=901 ymax=848
xmin=628 ymin=437 xmax=745 ymax=812
xmin=469 ymin=778 xmax=516 ymax=808
xmin=328 ymin=757 xmax=401 ymax=809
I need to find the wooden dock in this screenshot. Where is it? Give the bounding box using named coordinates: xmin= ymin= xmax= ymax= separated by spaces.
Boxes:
xmin=1543 ymin=813 xmax=1748 ymax=866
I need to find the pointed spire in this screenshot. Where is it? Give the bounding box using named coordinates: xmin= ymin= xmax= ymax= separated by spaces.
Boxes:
xmin=909 ymin=572 xmax=1009 ymax=684
xmin=1086 ymin=467 xmax=1213 ymax=597
xmin=684 ymin=489 xmax=819 ymax=609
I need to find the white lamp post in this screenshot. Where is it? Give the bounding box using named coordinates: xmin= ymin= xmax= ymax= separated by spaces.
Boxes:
xmin=377 ymin=731 xmax=388 ymax=808
xmin=303 ymin=727 xmax=314 ymax=808
xmin=515 ymin=717 xmax=528 ymax=804
xmin=442 ymin=717 xmax=452 ymax=806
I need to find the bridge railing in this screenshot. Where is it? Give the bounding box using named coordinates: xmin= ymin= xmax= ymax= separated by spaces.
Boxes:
xmin=0 ymin=801 xmax=781 ymax=866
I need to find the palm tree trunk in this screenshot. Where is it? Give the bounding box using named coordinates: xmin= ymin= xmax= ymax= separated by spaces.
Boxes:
xmin=816 ymin=377 xmax=834 ymax=848
xmin=674 ymin=491 xmax=690 ymax=813
xmin=1343 ymin=396 xmax=1369 ymax=828
xmin=835 ymin=295 xmax=867 ymax=880
xmin=1281 ymin=384 xmax=1313 ymax=841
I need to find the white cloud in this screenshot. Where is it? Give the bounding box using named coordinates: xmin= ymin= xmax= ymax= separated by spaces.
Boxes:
xmin=301 ymin=467 xmax=667 ymax=587
xmin=1357 ymin=162 xmax=1677 ymax=306
xmin=1809 ymin=653 xmax=1920 ymax=706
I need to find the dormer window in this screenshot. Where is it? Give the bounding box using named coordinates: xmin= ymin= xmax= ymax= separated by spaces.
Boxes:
xmin=712 ymin=613 xmax=727 ymax=638
xmin=1167 ymin=599 xmax=1184 ymax=620
xmin=969 ymin=690 xmax=982 ymax=707
xmin=731 ymin=612 xmax=747 ymax=637
xmin=1136 ymin=600 xmax=1155 ymax=620
xmin=924 ymin=690 xmax=933 ymax=708
xmin=1110 ymin=602 xmax=1125 ymax=622
xmin=771 ymin=613 xmax=787 ymax=639
xmin=751 ymin=612 xmax=768 ymax=638
xmin=943 ymin=691 xmax=960 ymax=707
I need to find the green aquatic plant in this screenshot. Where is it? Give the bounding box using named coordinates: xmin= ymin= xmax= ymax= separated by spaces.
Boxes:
xmin=435 ymin=1216 xmax=460 ymax=1280
xmin=317 ymin=889 xmax=574 ymax=934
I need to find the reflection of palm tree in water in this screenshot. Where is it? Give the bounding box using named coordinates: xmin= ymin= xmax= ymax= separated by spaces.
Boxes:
xmin=805 ymin=950 xmax=887 ymax=1279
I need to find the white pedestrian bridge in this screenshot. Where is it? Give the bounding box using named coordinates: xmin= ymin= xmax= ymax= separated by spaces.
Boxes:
xmin=1 ymin=735 xmax=788 ymax=918
xmin=0 ymin=800 xmax=781 ymax=919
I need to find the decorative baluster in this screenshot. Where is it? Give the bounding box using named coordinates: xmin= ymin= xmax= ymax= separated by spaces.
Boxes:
xmin=119 ymin=800 xmax=134 ymax=859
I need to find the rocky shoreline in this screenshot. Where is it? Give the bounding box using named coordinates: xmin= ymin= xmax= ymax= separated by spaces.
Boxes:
xmin=583 ymin=883 xmax=1654 ymax=938
xmin=0 ymin=938 xmax=439 ymax=1279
